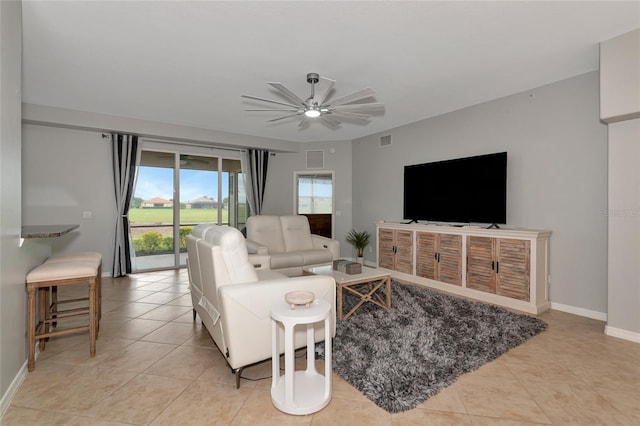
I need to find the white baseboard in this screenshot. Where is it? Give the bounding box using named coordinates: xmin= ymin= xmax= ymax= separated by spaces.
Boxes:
xmin=550 ymin=302 xmax=607 ymax=321
xmin=605 ymin=325 xmax=640 ymax=343
xmin=0 ymin=360 xmax=28 ymax=419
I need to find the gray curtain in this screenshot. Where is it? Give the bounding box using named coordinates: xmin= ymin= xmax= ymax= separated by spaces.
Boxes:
xmin=111 ymin=133 xmax=139 ymax=277
xmin=241 ymin=149 xmax=270 ymax=215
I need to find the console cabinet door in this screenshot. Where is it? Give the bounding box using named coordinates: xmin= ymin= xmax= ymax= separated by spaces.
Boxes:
xmin=416 ymin=232 xmax=462 ymax=285
xmin=466 ymin=236 xmax=496 ymax=294
xmin=466 ymin=236 xmax=531 ymax=301
xmin=394 ymin=230 xmax=414 ymax=274
xmin=438 ymin=234 xmax=462 ymax=286
xmin=416 ymin=232 xmax=437 ymax=279
xmin=378 ymin=228 xmax=413 ymax=274
xmin=378 ymin=228 xmax=396 ymax=270
xmin=496 ymin=239 xmax=530 ymax=301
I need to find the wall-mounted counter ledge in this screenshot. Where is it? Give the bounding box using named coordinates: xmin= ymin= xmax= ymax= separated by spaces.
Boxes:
xmin=21 ymin=224 xmax=79 ymax=239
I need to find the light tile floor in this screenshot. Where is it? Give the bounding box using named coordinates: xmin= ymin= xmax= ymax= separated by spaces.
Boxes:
xmin=2 ymin=269 xmax=639 ymax=425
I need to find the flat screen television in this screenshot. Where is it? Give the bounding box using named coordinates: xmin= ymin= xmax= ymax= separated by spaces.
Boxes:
xmin=403 ymin=152 xmax=507 ymax=225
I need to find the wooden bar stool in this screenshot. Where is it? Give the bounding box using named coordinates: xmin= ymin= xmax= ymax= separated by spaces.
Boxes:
xmin=44 ymin=252 xmax=103 ymax=324
xmin=25 ymin=261 xmax=99 ymax=372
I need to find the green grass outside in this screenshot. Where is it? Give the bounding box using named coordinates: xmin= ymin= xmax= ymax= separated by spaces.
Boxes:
xmin=129 ymin=207 xmax=230 ymax=225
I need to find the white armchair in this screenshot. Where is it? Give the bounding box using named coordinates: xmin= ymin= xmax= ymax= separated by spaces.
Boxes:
xmin=246 ymin=215 xmax=340 ymax=276
xmin=192 ymin=224 xmax=336 ymax=388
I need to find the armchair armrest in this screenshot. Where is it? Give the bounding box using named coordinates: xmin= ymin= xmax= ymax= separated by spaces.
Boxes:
xmin=218 ymin=275 xmax=336 ymax=369
xmin=311 ymin=234 xmax=340 ymax=260
xmin=245 ymin=238 xmax=269 ymax=255
xmin=248 ymin=254 xmax=270 ymax=270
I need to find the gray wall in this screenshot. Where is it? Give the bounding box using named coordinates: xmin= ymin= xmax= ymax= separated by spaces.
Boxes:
xmin=0 ymin=0 xmax=50 ymax=410
xmin=351 ymin=72 xmax=608 ymax=315
xmin=261 ymin=141 xmax=354 ymax=258
xmin=22 ymin=125 xmax=116 ymax=273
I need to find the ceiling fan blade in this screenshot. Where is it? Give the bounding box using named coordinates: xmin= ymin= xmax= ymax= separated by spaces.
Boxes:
xmin=321 ymin=115 xmax=341 ymax=128
xmin=330 ymin=111 xmax=371 ymax=125
xmin=244 ymin=109 xmax=300 ymax=112
xmin=326 ymin=87 xmax=376 ymax=107
xmin=268 ymin=82 xmax=306 ymax=106
xmin=332 ymin=102 xmax=385 ymax=113
xmin=312 ymin=77 xmax=335 ymax=105
xmin=241 ymin=94 xmax=300 ymax=109
xmin=266 ymin=113 xmax=301 ymax=123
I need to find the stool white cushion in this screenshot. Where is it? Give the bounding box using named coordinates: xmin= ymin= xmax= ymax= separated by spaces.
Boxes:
xmin=27 ymin=261 xmax=99 ymax=283
xmin=45 ymin=251 xmax=101 ymax=264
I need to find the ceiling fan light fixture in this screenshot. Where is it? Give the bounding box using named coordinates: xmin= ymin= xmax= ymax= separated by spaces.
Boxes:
xmin=304 ymin=107 xmax=321 ymax=118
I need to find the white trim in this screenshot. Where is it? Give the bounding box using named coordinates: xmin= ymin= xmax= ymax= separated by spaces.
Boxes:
xmin=604 ymin=325 xmax=640 ymax=343
xmin=550 ymin=302 xmax=607 ymax=321
xmin=0 ymin=361 xmax=28 ymax=419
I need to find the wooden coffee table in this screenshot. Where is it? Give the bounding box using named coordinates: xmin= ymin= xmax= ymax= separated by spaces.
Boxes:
xmin=305 ymin=265 xmax=392 ymax=320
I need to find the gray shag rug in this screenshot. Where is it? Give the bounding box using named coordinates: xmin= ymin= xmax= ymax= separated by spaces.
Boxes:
xmin=325 ymin=281 xmax=547 ymax=413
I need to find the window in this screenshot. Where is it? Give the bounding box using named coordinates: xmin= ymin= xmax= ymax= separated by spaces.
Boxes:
xmin=297 ymin=174 xmax=333 ymax=214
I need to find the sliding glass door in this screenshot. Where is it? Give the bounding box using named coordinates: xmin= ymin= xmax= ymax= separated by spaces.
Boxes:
xmin=130 ymin=147 xmax=247 ymax=271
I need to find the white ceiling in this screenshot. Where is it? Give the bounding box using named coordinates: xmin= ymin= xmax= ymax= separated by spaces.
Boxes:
xmin=21 ymin=1 xmax=640 ymax=143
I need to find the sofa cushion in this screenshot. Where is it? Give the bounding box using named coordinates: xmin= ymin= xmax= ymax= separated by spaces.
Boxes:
xmin=203 ymin=226 xmax=258 ymax=284
xmin=247 ymin=215 xmax=286 ymax=253
xmin=269 ymin=252 xmax=305 ymax=269
xmin=280 ymin=215 xmax=314 ymax=252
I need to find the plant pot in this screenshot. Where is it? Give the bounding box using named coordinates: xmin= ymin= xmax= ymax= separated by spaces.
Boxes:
xmin=356 ymin=256 xmax=364 ymax=265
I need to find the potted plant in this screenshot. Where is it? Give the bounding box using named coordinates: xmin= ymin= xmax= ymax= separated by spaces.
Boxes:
xmin=346 ymin=229 xmax=370 ymax=264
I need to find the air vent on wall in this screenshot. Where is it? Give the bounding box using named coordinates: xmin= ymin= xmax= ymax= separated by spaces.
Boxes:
xmin=380 ymin=134 xmax=392 ymax=147
xmin=306 ymin=150 xmax=324 ymax=169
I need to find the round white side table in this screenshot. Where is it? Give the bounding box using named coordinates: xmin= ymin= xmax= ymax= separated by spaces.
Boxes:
xmin=270 ymin=299 xmax=332 ymax=415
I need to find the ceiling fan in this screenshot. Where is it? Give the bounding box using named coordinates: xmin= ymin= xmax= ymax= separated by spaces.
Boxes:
xmin=241 ymin=73 xmax=384 ymax=128
xmin=181 ymin=155 xmax=209 ymax=165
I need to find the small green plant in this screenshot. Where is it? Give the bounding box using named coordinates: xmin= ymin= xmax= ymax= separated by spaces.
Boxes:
xmin=346 ymin=229 xmax=371 ymax=257
xmin=140 ymin=232 xmax=164 ymax=253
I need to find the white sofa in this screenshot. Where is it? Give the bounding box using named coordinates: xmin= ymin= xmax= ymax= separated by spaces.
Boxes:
xmin=245 ymin=215 xmax=340 ymax=276
xmin=186 ymin=223 xmax=336 ymax=388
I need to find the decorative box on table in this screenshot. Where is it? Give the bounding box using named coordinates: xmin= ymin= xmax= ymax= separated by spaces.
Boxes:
xmin=332 ymin=259 xmax=362 ymax=275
